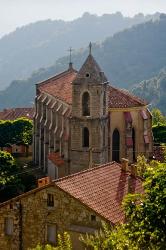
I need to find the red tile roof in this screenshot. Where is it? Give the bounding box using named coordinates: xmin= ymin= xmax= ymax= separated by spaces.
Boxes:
xmin=38 ymin=69 xmax=146 ymax=108
xmin=56 ymin=162 xmax=143 ymax=224
xmin=108 ymin=86 xmax=147 ymax=108
xmin=0 ymin=107 xmax=34 ymax=120
xmin=38 ymin=68 xmax=77 ymax=104
xmin=48 ymin=152 xmax=65 ymax=166
xmin=0 ymin=161 xmax=143 ymax=225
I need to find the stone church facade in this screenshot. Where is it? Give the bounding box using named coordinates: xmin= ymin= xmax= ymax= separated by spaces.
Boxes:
xmin=33 ymin=49 xmax=153 ymax=179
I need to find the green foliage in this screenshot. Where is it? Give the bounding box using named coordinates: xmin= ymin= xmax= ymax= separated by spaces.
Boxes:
xmin=151 ymin=108 xmax=166 ymax=126
xmin=30 ymin=232 xmax=72 ymax=250
xmin=0 ymin=150 xmax=19 ymax=186
xmin=81 ymin=222 xmax=140 ymax=250
xmin=0 ymin=118 xmax=33 ymax=147
xmin=123 ymin=162 xmax=166 ymax=249
xmin=136 ymin=155 xmax=149 ymax=177
xmin=152 ymin=124 xmax=166 ymax=144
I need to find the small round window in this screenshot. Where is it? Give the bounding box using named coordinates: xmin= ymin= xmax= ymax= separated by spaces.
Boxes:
xmin=85 ymin=73 xmax=90 ymax=78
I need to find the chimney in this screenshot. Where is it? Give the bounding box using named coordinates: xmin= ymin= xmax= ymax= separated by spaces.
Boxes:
xmin=121 ymin=158 xmax=129 ymax=171
xmin=130 ymin=164 xmax=137 ymax=176
xmin=38 ymin=176 xmax=51 ymax=188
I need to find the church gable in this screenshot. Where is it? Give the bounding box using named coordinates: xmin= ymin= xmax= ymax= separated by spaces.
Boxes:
xmin=73 ymin=54 xmax=108 ymax=85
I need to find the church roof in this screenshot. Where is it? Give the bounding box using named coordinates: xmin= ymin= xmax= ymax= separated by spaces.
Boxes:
xmin=38 ymin=68 xmax=77 ymax=104
xmin=56 ymin=162 xmax=143 ymax=224
xmin=0 ymin=107 xmax=34 ymax=120
xmin=48 ymin=152 xmax=65 ymax=166
xmin=38 ymin=57 xmax=147 ymax=108
xmin=108 ymin=86 xmax=147 ymax=108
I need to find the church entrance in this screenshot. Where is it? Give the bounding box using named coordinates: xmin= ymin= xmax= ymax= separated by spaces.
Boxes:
xmin=112 ymin=129 xmax=120 ymax=162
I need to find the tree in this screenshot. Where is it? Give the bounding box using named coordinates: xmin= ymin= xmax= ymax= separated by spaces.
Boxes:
xmin=11 ymin=118 xmax=33 ymax=145
xmin=151 ymin=108 xmax=166 ymax=126
xmin=0 ymin=150 xmax=23 ymax=202
xmin=0 ymin=120 xmax=12 ymax=148
xmin=123 ymin=161 xmax=166 ymax=249
xmin=0 ymin=150 xmax=19 ymax=186
xmin=0 ymin=118 xmax=33 ymax=148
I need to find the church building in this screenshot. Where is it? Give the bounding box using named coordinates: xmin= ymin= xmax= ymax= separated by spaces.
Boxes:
xmin=33 ymin=44 xmax=153 ymax=179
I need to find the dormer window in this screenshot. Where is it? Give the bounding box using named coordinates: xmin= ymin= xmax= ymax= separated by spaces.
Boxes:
xmin=82 ymin=92 xmax=90 ymax=116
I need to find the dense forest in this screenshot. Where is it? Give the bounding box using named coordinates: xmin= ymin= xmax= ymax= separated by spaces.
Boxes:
xmin=132 ymin=68 xmax=166 ymax=114
xmin=0 ymin=14 xmax=166 ymax=109
xmin=0 ymin=12 xmax=159 ymax=90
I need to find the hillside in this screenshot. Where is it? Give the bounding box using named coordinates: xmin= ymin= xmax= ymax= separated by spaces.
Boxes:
xmin=0 ymin=12 xmax=160 ymax=90
xmin=0 ymin=15 xmax=166 ymax=109
xmin=132 ymin=68 xmax=166 ymax=114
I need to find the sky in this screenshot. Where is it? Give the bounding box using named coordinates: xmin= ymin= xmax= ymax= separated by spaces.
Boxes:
xmin=0 ymin=0 xmax=166 ymax=38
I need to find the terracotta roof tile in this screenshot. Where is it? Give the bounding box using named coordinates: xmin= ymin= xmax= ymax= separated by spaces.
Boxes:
xmin=0 ymin=162 xmax=143 ymax=225
xmin=48 ymin=152 xmax=65 ymax=166
xmin=38 ymin=69 xmax=77 ymax=104
xmin=56 ymin=162 xmax=143 ymax=224
xmin=108 ymin=86 xmax=147 ymax=108
xmin=0 ymin=107 xmax=34 ymax=120
xmin=38 ymin=68 xmax=146 ymax=108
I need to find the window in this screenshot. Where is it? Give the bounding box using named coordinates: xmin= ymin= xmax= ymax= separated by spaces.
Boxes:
xmin=47 ymin=193 xmax=54 ymax=207
xmin=83 ymin=127 xmax=89 ymax=147
xmin=4 ymin=217 xmax=13 ymax=236
xmin=82 ymin=92 xmax=90 ymax=116
xmin=91 ymin=215 xmax=96 ymax=222
xmin=112 ymin=129 xmax=120 ymax=162
xmin=47 ymin=224 xmax=57 ymax=245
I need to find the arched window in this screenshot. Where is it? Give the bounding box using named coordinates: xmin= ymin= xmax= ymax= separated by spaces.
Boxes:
xmin=83 ymin=127 xmax=89 ymax=147
xmin=82 ymin=92 xmax=90 ymax=116
xmin=112 ymin=129 xmax=120 ymax=162
xmin=132 ymin=128 xmax=136 ymax=161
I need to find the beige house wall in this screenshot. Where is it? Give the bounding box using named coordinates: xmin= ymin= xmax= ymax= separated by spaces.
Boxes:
xmin=109 ymin=107 xmax=153 ymax=162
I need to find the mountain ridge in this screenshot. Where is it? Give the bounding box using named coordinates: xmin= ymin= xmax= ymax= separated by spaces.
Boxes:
xmin=0 ymin=15 xmax=166 ymax=111
xmin=0 ymin=11 xmax=160 ymax=90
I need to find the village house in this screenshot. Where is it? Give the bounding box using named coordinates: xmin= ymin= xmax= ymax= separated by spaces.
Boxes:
xmin=0 ymin=160 xmax=143 ymax=250
xmin=0 ymin=107 xmax=34 ymax=156
xmin=33 ymin=44 xmax=153 ymax=179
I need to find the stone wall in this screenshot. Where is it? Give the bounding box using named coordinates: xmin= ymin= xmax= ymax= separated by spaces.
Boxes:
xmin=0 ymin=185 xmax=103 ymax=250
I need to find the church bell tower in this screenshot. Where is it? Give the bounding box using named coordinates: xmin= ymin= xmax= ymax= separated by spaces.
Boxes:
xmin=70 ymin=43 xmax=109 ymax=173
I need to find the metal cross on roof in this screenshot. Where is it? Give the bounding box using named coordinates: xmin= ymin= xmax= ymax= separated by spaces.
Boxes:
xmin=89 ymin=42 xmax=92 ymax=55
xmin=68 ymin=47 xmax=73 ymax=63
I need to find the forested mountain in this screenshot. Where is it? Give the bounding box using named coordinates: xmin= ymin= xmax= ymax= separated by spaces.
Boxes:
xmin=0 ymin=14 xmax=166 ymax=109
xmin=0 ymin=12 xmax=160 ymax=90
xmin=132 ymin=68 xmax=166 ymax=115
